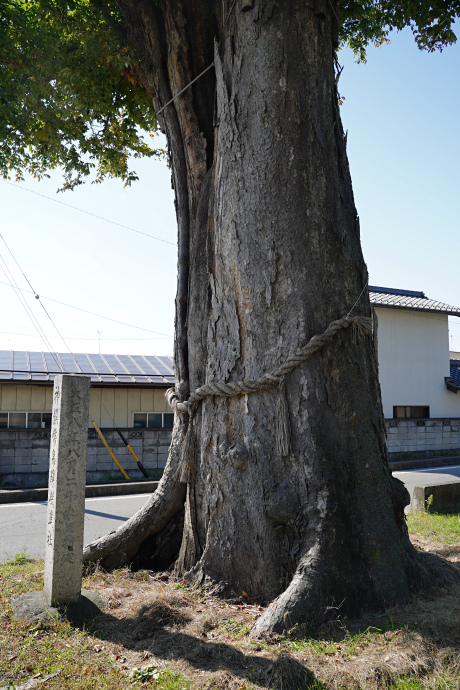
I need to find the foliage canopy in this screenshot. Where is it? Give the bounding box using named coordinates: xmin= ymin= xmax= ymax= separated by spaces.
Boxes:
xmin=1 ymin=0 xmax=458 ymax=189
xmin=0 ymin=0 xmax=160 ymax=189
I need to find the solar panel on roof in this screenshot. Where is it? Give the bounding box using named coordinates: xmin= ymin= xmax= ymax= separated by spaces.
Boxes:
xmin=58 ymin=352 xmax=81 ymax=373
xmin=0 ymin=352 xmax=11 ymax=368
xmin=157 ymin=356 xmax=174 ymax=372
xmin=146 ymin=355 xmax=174 ymax=375
xmin=0 ymin=350 xmax=174 ymax=383
xmin=140 ymin=356 xmax=161 ymax=375
xmin=31 ymin=373 xmax=49 ymax=381
xmin=73 ymin=353 xmax=95 ymax=374
xmin=88 ymin=354 xmax=112 ymax=374
xmin=102 ymin=354 xmax=126 ymax=375
xmin=29 ymin=352 xmax=46 ymax=371
xmin=12 ymin=351 xmax=29 ymax=371
xmin=44 ymin=352 xmax=63 ymax=372
xmin=13 ymin=373 xmax=29 ymax=380
xmin=131 ymin=355 xmax=157 ymax=375
xmin=118 ymin=355 xmax=143 ymax=373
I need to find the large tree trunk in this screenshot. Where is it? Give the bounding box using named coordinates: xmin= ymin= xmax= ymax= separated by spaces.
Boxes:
xmin=83 ymin=0 xmax=456 ymax=633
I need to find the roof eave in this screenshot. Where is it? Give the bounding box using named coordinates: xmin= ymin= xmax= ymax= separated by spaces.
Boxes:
xmin=371 ymin=303 xmax=460 ymax=317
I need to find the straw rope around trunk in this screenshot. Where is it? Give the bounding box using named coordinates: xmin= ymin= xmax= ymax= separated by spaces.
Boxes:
xmin=166 ymin=314 xmax=372 ymax=416
xmin=166 ymin=313 xmax=372 ymax=477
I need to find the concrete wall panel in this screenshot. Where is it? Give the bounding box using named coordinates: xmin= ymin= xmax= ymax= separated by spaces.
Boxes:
xmin=0 ymin=427 xmax=172 ymax=487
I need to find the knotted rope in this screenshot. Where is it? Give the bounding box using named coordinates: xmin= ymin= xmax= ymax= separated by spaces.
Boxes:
xmin=166 ymin=313 xmax=372 ymax=476
xmin=166 ymin=313 xmax=372 ymax=416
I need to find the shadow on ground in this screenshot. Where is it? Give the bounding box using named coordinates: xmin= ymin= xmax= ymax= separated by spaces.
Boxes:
xmin=90 ymin=608 xmax=325 ymax=690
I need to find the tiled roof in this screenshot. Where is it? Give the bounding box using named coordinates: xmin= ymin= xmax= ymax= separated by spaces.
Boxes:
xmin=369 ymin=286 xmax=460 ymax=316
xmin=0 ymin=351 xmax=174 ymax=386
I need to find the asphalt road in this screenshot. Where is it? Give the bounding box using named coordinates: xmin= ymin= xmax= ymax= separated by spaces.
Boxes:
xmin=2 ymin=466 xmax=460 ymax=562
xmin=0 ymin=493 xmax=151 ymax=563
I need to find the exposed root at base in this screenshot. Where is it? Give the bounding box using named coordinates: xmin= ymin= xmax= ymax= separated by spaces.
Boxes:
xmin=83 ymin=434 xmax=186 ymax=570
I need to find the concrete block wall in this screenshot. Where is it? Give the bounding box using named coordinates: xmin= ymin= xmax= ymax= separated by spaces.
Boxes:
xmin=385 ymin=418 xmax=460 ymax=458
xmin=0 ymin=428 xmax=172 ymax=487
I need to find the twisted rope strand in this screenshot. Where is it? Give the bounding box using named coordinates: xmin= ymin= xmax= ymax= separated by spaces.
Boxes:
xmin=167 ymin=313 xmax=372 ymax=415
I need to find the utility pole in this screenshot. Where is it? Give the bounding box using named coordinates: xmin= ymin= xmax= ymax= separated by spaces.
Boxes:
xmin=97 ymin=331 xmax=102 ymax=354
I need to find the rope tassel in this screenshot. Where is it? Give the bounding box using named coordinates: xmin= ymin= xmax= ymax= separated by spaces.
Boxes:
xmin=352 ymin=314 xmax=373 ymax=344
xmin=180 ymin=408 xmax=197 ymax=483
xmin=276 ymin=379 xmax=291 ymax=458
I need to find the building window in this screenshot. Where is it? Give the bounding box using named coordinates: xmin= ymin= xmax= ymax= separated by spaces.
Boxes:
xmin=28 ymin=413 xmax=43 ymax=429
xmin=133 ymin=412 xmax=174 ymax=429
xmin=393 ymin=406 xmax=430 ymax=419
xmin=9 ymin=413 xmax=27 ymax=429
xmin=0 ymin=412 xmax=52 ymax=429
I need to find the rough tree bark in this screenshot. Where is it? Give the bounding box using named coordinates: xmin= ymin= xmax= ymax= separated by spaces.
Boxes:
xmin=83 ymin=0 xmax=457 ymax=632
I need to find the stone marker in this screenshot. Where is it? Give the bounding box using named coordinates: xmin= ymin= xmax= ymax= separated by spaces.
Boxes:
xmin=12 ymin=373 xmax=105 ymax=625
xmin=44 ymin=374 xmax=90 ymax=605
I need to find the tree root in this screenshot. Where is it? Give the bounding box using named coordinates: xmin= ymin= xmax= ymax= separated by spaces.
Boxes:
xmin=83 ymin=429 xmax=186 ymax=570
xmin=253 ymin=540 xmax=460 ymax=636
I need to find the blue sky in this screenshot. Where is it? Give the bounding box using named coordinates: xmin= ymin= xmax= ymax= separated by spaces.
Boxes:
xmin=0 ymin=23 xmax=459 ymax=356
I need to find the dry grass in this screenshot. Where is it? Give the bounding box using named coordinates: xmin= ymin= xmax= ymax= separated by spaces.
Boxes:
xmin=1 ymin=519 xmax=460 ymax=689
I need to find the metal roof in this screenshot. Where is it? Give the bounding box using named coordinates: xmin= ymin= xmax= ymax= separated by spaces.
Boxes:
xmin=0 ymin=351 xmax=174 ymax=386
xmin=369 ymin=286 xmax=460 ymax=316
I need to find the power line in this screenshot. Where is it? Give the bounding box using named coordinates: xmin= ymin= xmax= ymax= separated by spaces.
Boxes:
xmin=0 ymin=233 xmax=142 ymax=431
xmin=1 ymin=180 xmax=176 ymax=247
xmin=0 ymin=254 xmax=63 ymax=372
xmin=0 ymin=330 xmax=170 ymax=340
xmin=0 ymin=233 xmax=80 ymax=370
xmin=0 ymin=234 xmax=172 ymax=450
xmin=0 ymin=278 xmax=173 ymax=337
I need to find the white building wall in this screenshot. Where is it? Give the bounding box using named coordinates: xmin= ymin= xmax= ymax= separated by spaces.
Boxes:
xmin=376 ymin=307 xmax=460 ymax=418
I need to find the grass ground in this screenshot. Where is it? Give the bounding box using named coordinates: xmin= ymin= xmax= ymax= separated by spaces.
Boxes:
xmin=1 ymin=514 xmax=460 ymax=690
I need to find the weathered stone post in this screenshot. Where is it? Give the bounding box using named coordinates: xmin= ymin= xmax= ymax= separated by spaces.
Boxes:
xmin=12 ymin=373 xmax=104 ymax=625
xmin=44 ymin=374 xmax=90 ymax=606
